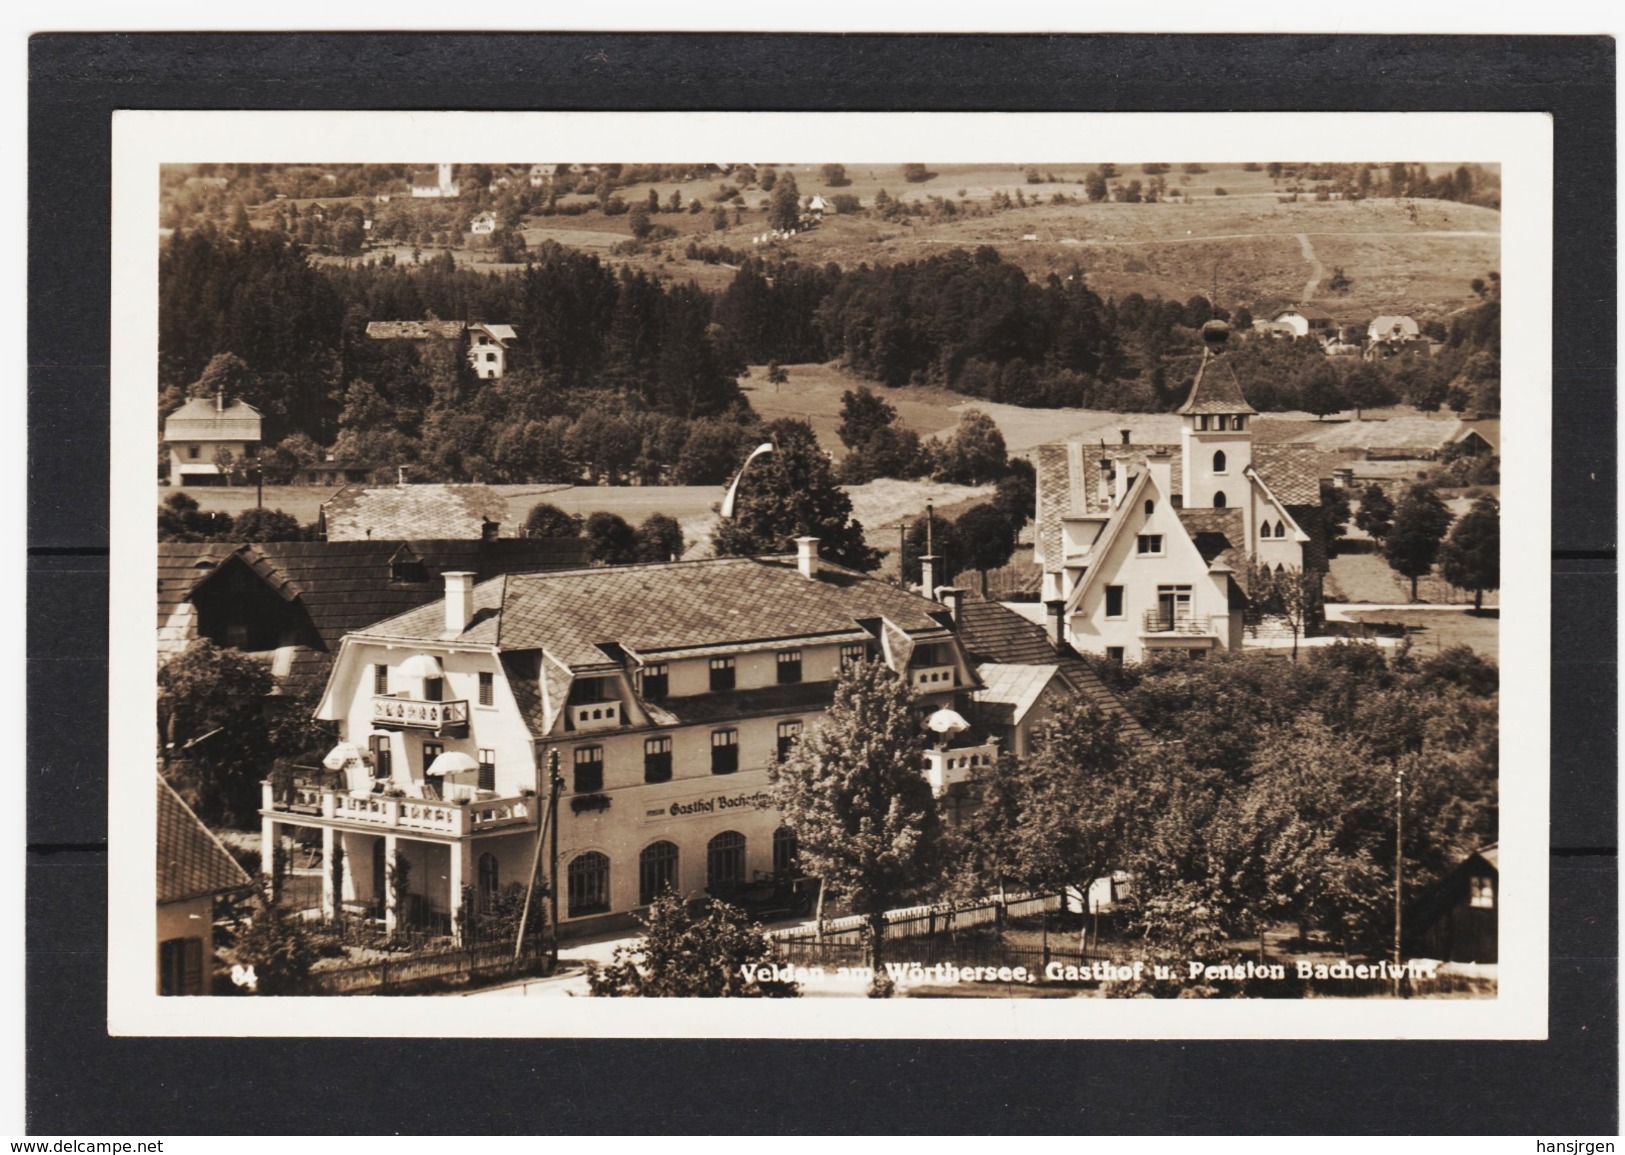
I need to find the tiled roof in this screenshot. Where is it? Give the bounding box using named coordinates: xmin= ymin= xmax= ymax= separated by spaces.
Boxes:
xmin=973 ymin=663 xmax=1056 ymax=721
xmin=477 ymin=323 xmax=518 ymax=343
xmin=322 ymin=484 xmax=510 ymax=541
xmin=365 ymin=320 xmax=465 ymax=340
xmin=954 ymin=599 xmax=1149 ymax=743
xmin=358 ymin=555 xmax=959 ymax=670
xmin=163 ymin=397 xmax=264 ymax=442
xmin=1034 ymin=443 xmax=1069 ymax=569
xmin=1177 ymin=352 xmax=1258 ymax=416
xmin=1251 ymin=445 xmax=1329 ymax=506
xmin=1368 ymin=315 xmax=1420 ymax=341
xmin=157 ymin=776 xmax=252 ymax=904
xmin=1279 ymin=304 xmax=1335 ymax=321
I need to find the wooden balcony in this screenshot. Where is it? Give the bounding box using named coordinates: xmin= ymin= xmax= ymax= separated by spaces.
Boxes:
xmin=909 ymin=665 xmax=957 ymax=691
xmin=371 ymin=694 xmax=469 ymax=732
xmin=262 ymin=779 xmax=536 ymax=837
xmin=923 ymin=741 xmax=997 ymax=797
xmin=568 ymin=700 xmax=622 ymax=731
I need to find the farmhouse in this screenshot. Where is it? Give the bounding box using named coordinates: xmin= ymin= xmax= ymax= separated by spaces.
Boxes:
xmin=157 ymin=776 xmax=252 ymax=995
xmin=163 ymin=393 xmax=263 ymax=486
xmin=1033 ymin=321 xmax=1328 ymax=661
xmin=157 ymin=536 xmax=593 ymax=689
xmin=275 ymin=542 xmax=1001 ymax=939
xmin=1272 ymin=304 xmax=1337 ymax=340
xmin=319 ymin=482 xmax=510 ymax=542
xmin=470 ymin=211 xmax=497 ymax=235
xmin=364 ymin=320 xmax=518 ymax=380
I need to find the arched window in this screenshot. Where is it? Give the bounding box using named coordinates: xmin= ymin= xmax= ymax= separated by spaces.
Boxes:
xmin=639 ymin=841 xmax=679 ymax=905
xmin=1213 ymin=450 xmax=1227 ymax=474
xmin=1144 ymin=499 xmax=1154 ymax=517
xmin=477 ymin=853 xmax=499 ymax=912
xmin=566 ymin=851 xmax=610 ymax=917
xmin=1275 ymin=520 xmax=1286 ymax=538
xmin=707 ymin=831 xmax=747 ymax=892
xmin=1213 ymin=491 xmax=1227 ymax=508
xmin=773 ymin=827 xmax=799 ymax=876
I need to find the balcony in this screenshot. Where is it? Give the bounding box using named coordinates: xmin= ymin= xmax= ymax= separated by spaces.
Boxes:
xmin=923 ymin=742 xmax=998 ymax=798
xmin=909 ymin=665 xmax=957 ymax=691
xmin=371 ymin=694 xmax=469 ymax=732
xmin=568 ymin=700 xmax=622 ymax=731
xmin=1141 ymin=611 xmax=1211 ymax=636
xmin=263 ymin=780 xmax=536 ymax=837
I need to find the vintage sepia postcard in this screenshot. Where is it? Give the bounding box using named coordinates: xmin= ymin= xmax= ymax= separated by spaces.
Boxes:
xmin=110 ymin=110 xmax=1549 ymax=1038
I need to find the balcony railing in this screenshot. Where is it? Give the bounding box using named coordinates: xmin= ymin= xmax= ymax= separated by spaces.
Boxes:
xmin=371 ymin=694 xmax=469 ymax=731
xmin=923 ymin=742 xmax=998 ymax=797
xmin=909 ymin=665 xmax=957 ymax=691
xmin=1141 ymin=611 xmax=1210 ymax=636
xmin=568 ymin=700 xmax=622 ymax=731
xmin=263 ymin=780 xmax=536 ymax=837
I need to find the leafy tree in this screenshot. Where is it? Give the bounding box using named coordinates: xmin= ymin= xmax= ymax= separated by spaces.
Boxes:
xmin=936 ymin=409 xmax=1008 ymax=484
xmin=1383 ymin=484 xmax=1454 ymax=601
xmin=1298 ymin=364 xmax=1347 ymax=420
xmin=633 ymin=513 xmax=685 ymax=563
xmin=1354 ymin=483 xmax=1394 ymax=544
xmin=1438 ymin=496 xmax=1499 ymax=612
xmin=1318 ymin=480 xmax=1351 ymax=559
xmin=628 ymin=204 xmax=653 ymax=240
xmin=1084 ymin=170 xmax=1109 ymax=202
xmin=187 ymin=351 xmax=256 ymax=402
xmin=673 ymin=421 xmax=747 ymax=486
xmin=158 ymin=640 xmax=273 ymax=826
xmin=585 ymin=511 xmax=638 ymax=565
xmin=769 ymin=660 xmax=943 ymax=989
xmin=900 ymin=164 xmax=934 ymax=184
xmin=711 ymin=420 xmax=881 ymax=572
xmin=234 ymin=901 xmax=317 ymax=995
xmin=769 ymin=172 xmax=801 ymax=232
xmin=232 ymin=508 xmax=304 ymax=542
xmin=1247 ymin=561 xmax=1323 ymax=661
xmin=586 ymin=890 xmax=799 ymax=998
xmin=1342 ymin=364 xmax=1393 ymax=420
xmin=820 ymin=163 xmax=850 ymax=187
xmin=837 ymin=386 xmax=899 ymax=450
xmin=524 ymin=502 xmax=583 ymax=539
xmin=765 ymin=361 xmax=789 ymax=389
xmin=837 ymin=424 xmax=925 ymax=484
xmin=992 ymin=457 xmax=1037 ymax=528
xmin=954 ymin=504 xmax=1017 ymax=597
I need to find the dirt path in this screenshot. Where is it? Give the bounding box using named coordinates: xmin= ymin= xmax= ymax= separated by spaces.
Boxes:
xmin=1297 ymin=231 xmax=1323 ymax=302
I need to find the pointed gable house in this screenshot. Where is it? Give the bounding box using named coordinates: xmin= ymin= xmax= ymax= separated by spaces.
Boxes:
xmin=1033 ymin=321 xmax=1326 ymax=661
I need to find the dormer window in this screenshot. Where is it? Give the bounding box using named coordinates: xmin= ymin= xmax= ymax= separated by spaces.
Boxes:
xmin=568 ymin=677 xmax=611 ymax=704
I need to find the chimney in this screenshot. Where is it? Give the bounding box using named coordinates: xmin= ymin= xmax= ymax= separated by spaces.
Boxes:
xmin=1044 ymin=599 xmax=1072 ymax=655
xmin=794 ymin=536 xmax=820 ymax=580
xmin=1146 ymin=450 xmax=1173 ymax=499
xmin=444 ymin=571 xmax=476 ymax=634
xmin=919 ymin=555 xmax=940 ymax=598
xmin=937 ymin=587 xmax=965 ymax=626
xmin=1110 ymin=458 xmax=1126 ymax=507
xmin=216 ymin=391 xmax=225 ymax=413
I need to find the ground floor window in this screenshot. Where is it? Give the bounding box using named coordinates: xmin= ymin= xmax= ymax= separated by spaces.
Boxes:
xmin=707 ymin=831 xmax=747 ymax=891
xmin=158 ymin=936 xmax=204 ymax=996
xmin=478 ymin=853 xmax=499 ymax=912
xmin=567 ymin=852 xmax=611 ymax=917
xmin=773 ymin=827 xmax=799 ymax=875
xmin=639 ymin=841 xmax=680 ymax=905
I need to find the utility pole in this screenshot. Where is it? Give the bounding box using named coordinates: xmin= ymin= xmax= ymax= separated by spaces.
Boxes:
xmin=548 ymin=749 xmax=563 ymax=960
xmin=1393 ymin=764 xmax=1405 ymax=998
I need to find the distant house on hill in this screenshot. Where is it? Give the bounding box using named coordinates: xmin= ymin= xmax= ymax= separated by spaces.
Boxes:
xmin=163 ymin=394 xmax=263 ymax=487
xmin=529 ymin=164 xmax=552 ymax=187
xmin=1405 ymin=845 xmax=1498 ymax=965
xmin=320 ymin=483 xmax=510 ymax=543
xmin=365 ymin=320 xmax=518 ymax=380
xmin=409 ymin=163 xmax=459 ymax=199
xmin=1368 ymin=314 xmax=1421 ymax=344
xmin=470 ymin=211 xmax=498 ymax=235
xmin=1273 ymin=305 xmax=1337 ymax=340
xmin=157 ymin=776 xmax=252 ymax=995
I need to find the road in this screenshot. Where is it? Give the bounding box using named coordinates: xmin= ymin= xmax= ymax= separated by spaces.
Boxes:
xmin=1297 ymin=232 xmax=1323 ymax=302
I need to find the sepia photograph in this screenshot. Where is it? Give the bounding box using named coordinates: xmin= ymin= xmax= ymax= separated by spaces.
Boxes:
xmin=115 ymin=111 xmax=1548 ymax=1034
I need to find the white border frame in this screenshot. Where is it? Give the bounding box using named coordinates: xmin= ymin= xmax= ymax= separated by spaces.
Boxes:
xmin=110 ymin=110 xmax=1549 ymax=1038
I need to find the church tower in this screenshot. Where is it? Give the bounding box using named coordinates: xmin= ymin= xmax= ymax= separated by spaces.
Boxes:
xmin=1178 ymin=320 xmax=1256 ymax=512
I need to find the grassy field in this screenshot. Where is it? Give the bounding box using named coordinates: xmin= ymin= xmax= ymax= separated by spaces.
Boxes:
xmin=1338 ymin=607 xmax=1498 ymax=662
